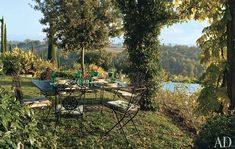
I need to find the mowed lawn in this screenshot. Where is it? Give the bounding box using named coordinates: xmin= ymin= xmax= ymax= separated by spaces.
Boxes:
xmin=0 ymin=75 xmax=193 ymax=148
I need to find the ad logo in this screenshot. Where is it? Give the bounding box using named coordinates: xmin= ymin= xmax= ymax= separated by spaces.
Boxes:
xmin=214 ymin=136 xmax=233 ymax=148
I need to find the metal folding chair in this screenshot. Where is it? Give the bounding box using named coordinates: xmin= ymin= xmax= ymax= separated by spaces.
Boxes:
xmin=103 ymin=72 xmax=147 ymax=143
xmin=55 ymin=80 xmax=84 ymax=119
xmin=12 ymin=75 xmax=52 ymax=117
xmin=55 ymin=80 xmax=86 ymax=135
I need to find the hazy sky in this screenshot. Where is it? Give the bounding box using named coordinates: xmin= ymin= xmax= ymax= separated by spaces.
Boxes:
xmin=0 ymin=0 xmax=208 ymax=46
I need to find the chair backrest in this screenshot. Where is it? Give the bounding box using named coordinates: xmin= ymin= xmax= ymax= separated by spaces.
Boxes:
xmin=128 ymin=71 xmax=147 ymax=86
xmin=117 ymin=72 xmax=147 ymax=110
xmin=129 ymin=85 xmax=147 ymax=106
xmin=129 ymin=71 xmax=147 ymax=103
xmin=12 ymin=75 xmax=24 ymax=103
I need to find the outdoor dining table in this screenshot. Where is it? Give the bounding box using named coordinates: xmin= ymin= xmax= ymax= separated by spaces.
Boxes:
xmin=32 ymin=79 xmax=129 ymax=118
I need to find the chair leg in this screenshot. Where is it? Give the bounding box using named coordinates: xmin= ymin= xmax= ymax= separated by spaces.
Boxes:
xmin=56 ymin=109 xmax=61 ymax=124
xmin=119 ymin=111 xmax=138 ymax=128
xmin=115 ymin=111 xmax=142 ymax=142
xmin=103 ymin=110 xmax=129 ymax=144
xmin=130 ymin=117 xmax=142 ymax=140
xmin=103 ymin=110 xmax=126 ymax=136
xmin=78 ymin=114 xmax=85 ymax=137
xmin=45 ymin=106 xmax=52 ymax=120
xmin=100 ymin=89 xmax=105 ymax=115
xmin=113 ymin=110 xmax=129 ymax=144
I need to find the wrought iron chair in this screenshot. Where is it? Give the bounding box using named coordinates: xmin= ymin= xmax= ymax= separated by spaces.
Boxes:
xmin=54 ymin=80 xmax=85 ymax=135
xmin=103 ymin=72 xmax=147 ymax=142
xmin=55 ymin=80 xmax=84 ymax=117
xmin=12 ymin=75 xmax=51 ymax=112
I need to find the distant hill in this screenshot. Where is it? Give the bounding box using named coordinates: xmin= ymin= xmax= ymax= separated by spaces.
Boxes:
xmin=9 ymin=39 xmax=47 ymax=51
xmin=8 ymin=40 xmax=203 ymax=80
xmin=9 ymin=39 xmax=124 ymax=52
xmin=161 ymin=45 xmax=203 ymax=80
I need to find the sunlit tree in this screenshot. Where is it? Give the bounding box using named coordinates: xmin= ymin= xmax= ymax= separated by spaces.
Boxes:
xmin=176 ymin=0 xmax=235 ymax=113
xmin=33 ymin=0 xmax=122 ymax=75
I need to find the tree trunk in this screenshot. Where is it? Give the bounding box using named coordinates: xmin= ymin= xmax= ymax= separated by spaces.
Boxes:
xmin=227 ymin=0 xmax=235 ymax=110
xmin=81 ymin=47 xmax=85 ymax=77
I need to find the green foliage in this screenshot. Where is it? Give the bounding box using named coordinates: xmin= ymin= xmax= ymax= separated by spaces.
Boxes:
xmin=161 ymin=45 xmax=203 ymax=81
xmin=1 ymin=16 xmax=4 ymax=53
xmin=116 ymin=0 xmax=176 ymax=110
xmin=9 ymin=44 xmax=12 ymax=52
xmin=53 ymin=0 xmax=122 ymax=50
xmin=0 ymin=75 xmax=194 ymax=148
xmin=113 ymin=50 xmax=131 ymax=74
xmin=0 ymin=60 xmax=3 ymax=74
xmin=175 ymin=0 xmax=235 ymax=112
xmin=194 ymin=113 xmax=235 ymax=149
xmin=113 ymin=45 xmax=203 ymax=81
xmin=47 ymin=17 xmax=57 ymax=65
xmin=0 ymin=87 xmax=56 ymax=148
xmin=1 ymin=48 xmax=54 ymax=76
xmin=31 ymin=44 xmax=35 ymax=53
xmin=33 ymin=0 xmax=58 ymax=65
xmin=84 ymin=50 xmax=114 ymax=70
xmin=4 ymin=24 xmax=7 ymax=52
xmin=48 ymin=34 xmax=57 ymax=65
xmin=198 ymin=87 xmax=231 ymax=115
xmin=158 ymin=88 xmax=204 ymax=136
xmin=59 ymin=50 xmax=115 ymax=71
xmin=33 ymin=0 xmax=122 ymax=74
xmin=9 ymin=39 xmax=45 ymax=50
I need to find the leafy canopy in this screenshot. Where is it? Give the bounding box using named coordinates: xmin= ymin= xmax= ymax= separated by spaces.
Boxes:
xmin=175 ymin=0 xmax=231 ymax=113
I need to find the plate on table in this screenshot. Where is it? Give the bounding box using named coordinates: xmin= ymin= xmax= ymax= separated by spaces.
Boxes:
xmin=114 ymin=80 xmax=128 ymax=87
xmin=105 ymin=83 xmax=119 ymax=88
xmin=56 ymin=79 xmax=70 ymax=85
xmin=90 ymin=79 xmax=108 ymax=86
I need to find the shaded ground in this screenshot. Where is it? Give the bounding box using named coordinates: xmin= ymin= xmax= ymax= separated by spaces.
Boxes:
xmin=161 ymin=105 xmax=197 ymax=137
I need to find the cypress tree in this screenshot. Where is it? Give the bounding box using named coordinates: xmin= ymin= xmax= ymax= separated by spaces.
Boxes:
xmin=47 ymin=21 xmax=57 ymax=65
xmin=0 ymin=17 xmax=4 ymax=53
xmin=31 ymin=44 xmax=35 ymax=53
xmin=9 ymin=44 xmax=12 ymax=52
xmin=4 ymin=23 xmax=7 ymax=52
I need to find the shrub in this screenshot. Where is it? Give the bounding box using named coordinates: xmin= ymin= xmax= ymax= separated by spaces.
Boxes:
xmin=84 ymin=50 xmax=114 ymax=70
xmin=57 ymin=63 xmax=81 ymax=78
xmin=88 ymin=64 xmax=105 ymax=75
xmin=113 ymin=50 xmax=131 ymax=74
xmin=1 ymin=48 xmax=55 ymax=76
xmin=0 ymin=87 xmax=56 ymax=148
xmin=58 ymin=63 xmax=106 ymax=78
xmin=158 ymin=89 xmax=203 ymax=136
xmin=39 ymin=67 xmax=53 ymax=80
xmin=194 ymin=113 xmax=235 ymax=149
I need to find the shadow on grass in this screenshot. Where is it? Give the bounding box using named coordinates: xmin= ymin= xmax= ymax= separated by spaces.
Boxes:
xmin=21 ymin=81 xmax=35 ymax=87
xmin=0 ymin=80 xmax=35 ymax=87
xmin=0 ymin=80 xmax=12 ymax=86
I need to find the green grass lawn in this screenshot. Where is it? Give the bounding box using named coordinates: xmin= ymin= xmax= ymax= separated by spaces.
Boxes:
xmin=0 ymin=75 xmax=193 ymax=148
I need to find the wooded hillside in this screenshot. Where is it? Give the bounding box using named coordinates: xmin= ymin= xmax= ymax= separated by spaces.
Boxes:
xmin=10 ymin=40 xmax=203 ymax=80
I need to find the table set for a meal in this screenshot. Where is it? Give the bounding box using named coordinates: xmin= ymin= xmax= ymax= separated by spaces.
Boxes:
xmin=32 ymin=71 xmax=147 ymax=141
xmin=32 ymin=71 xmax=129 ymax=120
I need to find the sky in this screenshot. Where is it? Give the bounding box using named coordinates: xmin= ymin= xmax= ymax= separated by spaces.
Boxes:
xmin=0 ymin=0 xmax=208 ymax=46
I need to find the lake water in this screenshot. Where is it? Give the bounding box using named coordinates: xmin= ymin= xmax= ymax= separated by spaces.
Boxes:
xmin=162 ymin=82 xmax=201 ymax=94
